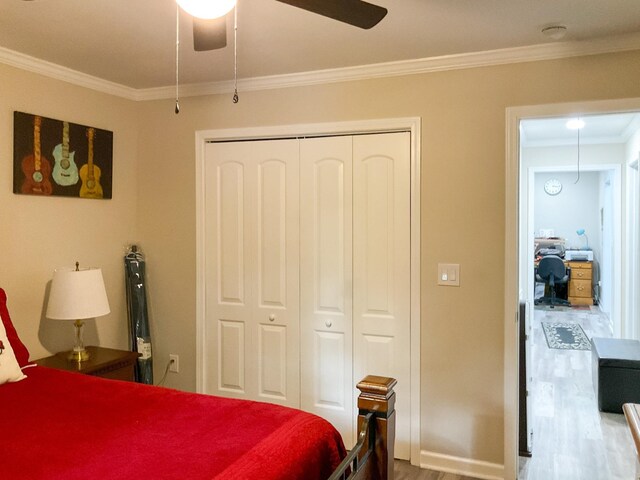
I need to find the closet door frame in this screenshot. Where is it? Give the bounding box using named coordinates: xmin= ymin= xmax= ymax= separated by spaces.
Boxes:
xmin=195 ymin=117 xmax=422 ymax=465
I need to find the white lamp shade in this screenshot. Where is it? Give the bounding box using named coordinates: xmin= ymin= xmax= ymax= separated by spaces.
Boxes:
xmin=176 ymin=0 xmax=236 ymax=19
xmin=46 ymin=267 xmax=110 ymax=320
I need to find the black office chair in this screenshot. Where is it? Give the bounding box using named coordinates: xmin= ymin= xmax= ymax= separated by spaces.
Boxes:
xmin=534 ymin=255 xmax=571 ymax=307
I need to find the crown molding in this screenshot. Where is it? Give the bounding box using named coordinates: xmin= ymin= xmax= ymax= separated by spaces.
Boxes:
xmin=2 ymin=31 xmax=640 ymax=102
xmin=0 ymin=46 xmax=138 ymax=100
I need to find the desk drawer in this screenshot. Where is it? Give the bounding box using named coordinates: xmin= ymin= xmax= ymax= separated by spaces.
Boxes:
xmin=571 ymin=268 xmax=592 ymax=280
xmin=569 ymin=279 xmax=592 ymax=298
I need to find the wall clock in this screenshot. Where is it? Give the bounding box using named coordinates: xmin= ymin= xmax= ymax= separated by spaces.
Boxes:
xmin=544 ymin=178 xmax=562 ymax=195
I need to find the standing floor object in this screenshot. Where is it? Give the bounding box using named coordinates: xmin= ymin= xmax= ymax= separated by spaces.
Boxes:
xmin=125 ymin=245 xmax=153 ymax=384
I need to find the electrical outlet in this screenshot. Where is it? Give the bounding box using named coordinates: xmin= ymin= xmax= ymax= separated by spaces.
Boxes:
xmin=169 ymin=354 xmax=179 ymax=373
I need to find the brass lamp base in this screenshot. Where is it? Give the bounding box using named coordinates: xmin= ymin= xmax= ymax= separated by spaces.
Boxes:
xmin=68 ymin=319 xmax=89 ymax=362
xmin=68 ymin=348 xmax=90 ymax=362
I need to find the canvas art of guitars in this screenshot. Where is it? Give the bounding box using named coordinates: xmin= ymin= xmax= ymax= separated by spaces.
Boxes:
xmin=13 ymin=112 xmax=113 ymax=199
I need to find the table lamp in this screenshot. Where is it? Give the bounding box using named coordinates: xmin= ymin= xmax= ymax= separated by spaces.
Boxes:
xmin=576 ymin=229 xmax=589 ymax=250
xmin=46 ymin=262 xmax=110 ymax=362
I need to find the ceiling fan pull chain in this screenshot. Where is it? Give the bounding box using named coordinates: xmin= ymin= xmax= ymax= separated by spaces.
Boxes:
xmin=233 ymin=2 xmax=239 ymax=103
xmin=175 ymin=4 xmax=181 ymax=114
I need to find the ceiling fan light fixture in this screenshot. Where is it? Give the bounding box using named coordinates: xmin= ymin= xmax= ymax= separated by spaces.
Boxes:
xmin=176 ymin=0 xmax=236 ymax=19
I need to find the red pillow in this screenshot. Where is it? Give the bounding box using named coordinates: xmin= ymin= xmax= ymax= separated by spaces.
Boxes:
xmin=0 ymin=288 xmax=31 ymax=367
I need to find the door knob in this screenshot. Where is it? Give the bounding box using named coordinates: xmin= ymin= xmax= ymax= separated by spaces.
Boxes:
xmin=325 ymin=320 xmax=332 ymax=328
xmin=269 ymin=314 xmax=276 ymax=322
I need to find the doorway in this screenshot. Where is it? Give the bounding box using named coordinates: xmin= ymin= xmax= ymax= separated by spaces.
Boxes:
xmin=504 ymin=98 xmax=640 ymax=479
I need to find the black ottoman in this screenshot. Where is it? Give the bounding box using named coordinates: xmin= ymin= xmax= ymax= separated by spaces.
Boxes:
xmin=592 ymin=337 xmax=640 ymax=413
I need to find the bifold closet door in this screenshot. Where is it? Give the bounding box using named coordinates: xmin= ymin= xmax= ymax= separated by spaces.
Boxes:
xmin=204 ymin=139 xmax=300 ymax=408
xmin=300 ymin=136 xmax=354 ymax=447
xmin=353 ymin=132 xmax=411 ymax=459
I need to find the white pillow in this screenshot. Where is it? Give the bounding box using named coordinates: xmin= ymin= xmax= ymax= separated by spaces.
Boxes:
xmin=0 ymin=319 xmax=26 ymax=384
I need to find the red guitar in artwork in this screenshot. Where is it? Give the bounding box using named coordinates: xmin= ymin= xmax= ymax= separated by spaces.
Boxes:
xmin=21 ymin=115 xmax=53 ymax=195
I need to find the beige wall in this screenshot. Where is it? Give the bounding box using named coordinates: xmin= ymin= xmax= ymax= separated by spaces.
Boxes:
xmin=0 ymin=63 xmax=139 ymax=360
xmin=3 ymin=49 xmax=640 ymax=470
xmin=136 ymin=50 xmax=640 ymax=466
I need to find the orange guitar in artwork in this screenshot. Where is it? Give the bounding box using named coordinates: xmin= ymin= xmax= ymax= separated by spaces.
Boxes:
xmin=21 ymin=115 xmax=53 ymax=195
xmin=79 ymin=127 xmax=103 ymax=199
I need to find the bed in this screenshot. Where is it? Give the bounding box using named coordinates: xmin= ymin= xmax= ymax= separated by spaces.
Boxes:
xmin=0 ymin=288 xmax=396 ymax=480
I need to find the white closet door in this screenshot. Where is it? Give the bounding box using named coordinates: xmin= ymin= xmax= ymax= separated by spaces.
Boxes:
xmin=204 ymin=139 xmax=300 ymax=407
xmin=300 ymin=136 xmax=354 ymax=447
xmin=353 ymin=132 xmax=411 ymax=459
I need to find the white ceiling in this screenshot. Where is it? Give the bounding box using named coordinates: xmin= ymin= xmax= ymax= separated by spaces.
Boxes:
xmin=1 ymin=0 xmax=640 ymax=92
xmin=521 ymin=113 xmax=640 ymax=147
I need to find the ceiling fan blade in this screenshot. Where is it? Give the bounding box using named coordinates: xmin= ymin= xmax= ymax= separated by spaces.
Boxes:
xmin=193 ymin=17 xmax=227 ymax=51
xmin=275 ymin=0 xmax=387 ymax=29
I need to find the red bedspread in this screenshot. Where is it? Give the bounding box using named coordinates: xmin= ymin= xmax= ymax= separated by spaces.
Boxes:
xmin=0 ymin=367 xmax=345 ymax=479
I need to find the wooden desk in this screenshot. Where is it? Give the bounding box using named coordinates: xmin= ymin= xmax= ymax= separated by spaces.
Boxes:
xmin=535 ymin=259 xmax=593 ymax=306
xmin=566 ymin=261 xmax=593 ymax=306
xmin=35 ymin=346 xmax=139 ymax=382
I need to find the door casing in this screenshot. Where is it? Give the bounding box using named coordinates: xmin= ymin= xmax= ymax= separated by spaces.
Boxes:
xmin=505 ymin=98 xmax=640 ymax=479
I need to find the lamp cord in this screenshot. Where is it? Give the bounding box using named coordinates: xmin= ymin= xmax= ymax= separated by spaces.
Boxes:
xmin=155 ymin=358 xmax=174 ymax=387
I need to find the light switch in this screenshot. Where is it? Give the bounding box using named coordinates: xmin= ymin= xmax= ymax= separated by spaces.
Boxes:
xmin=438 ymin=263 xmax=460 ymax=286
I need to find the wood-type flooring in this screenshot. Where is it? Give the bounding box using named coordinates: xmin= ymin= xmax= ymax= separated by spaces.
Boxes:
xmin=519 ymin=304 xmax=637 ymax=480
xmin=394 ymin=460 xmax=479 ymax=479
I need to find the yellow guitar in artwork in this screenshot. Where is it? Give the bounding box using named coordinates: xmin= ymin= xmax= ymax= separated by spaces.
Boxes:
xmin=79 ymin=127 xmax=103 ymax=199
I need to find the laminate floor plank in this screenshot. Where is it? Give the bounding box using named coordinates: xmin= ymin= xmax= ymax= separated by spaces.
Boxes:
xmin=394 ymin=460 xmax=479 ymax=480
xmin=519 ymin=305 xmax=636 ymax=480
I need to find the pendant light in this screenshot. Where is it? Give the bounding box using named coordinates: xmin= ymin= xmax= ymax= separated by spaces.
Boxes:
xmin=176 ymin=0 xmax=236 ymax=19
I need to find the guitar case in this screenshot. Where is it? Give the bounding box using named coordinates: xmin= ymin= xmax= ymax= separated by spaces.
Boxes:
xmin=125 ymin=245 xmax=153 ymax=384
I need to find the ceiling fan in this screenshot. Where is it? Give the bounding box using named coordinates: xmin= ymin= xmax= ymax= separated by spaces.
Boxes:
xmin=178 ymin=0 xmax=389 ymax=51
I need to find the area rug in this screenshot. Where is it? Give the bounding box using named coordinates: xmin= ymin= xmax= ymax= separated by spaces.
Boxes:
xmin=541 ymin=322 xmax=591 ymax=350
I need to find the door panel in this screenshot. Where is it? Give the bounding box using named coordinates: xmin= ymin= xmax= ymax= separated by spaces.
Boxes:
xmin=300 ymin=135 xmax=354 ymax=447
xmin=353 ymin=132 xmax=411 ymax=459
xmin=205 ymin=132 xmax=412 ymax=458
xmin=218 ymin=319 xmax=245 ymax=392
xmin=259 ymin=324 xmax=287 ymax=399
xmin=205 ymin=139 xmax=299 ymax=407
xmin=251 ymin=140 xmax=300 ymax=407
xmin=258 ymin=159 xmax=287 ymax=307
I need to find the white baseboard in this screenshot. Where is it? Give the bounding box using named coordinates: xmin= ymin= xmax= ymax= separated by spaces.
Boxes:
xmin=420 ymin=450 xmax=505 ymax=480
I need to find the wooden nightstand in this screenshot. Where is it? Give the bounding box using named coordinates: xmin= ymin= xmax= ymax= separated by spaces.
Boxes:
xmin=35 ymin=346 xmax=139 ymax=382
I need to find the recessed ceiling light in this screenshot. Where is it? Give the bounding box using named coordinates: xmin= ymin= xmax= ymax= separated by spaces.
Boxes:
xmin=542 ymin=25 xmax=568 ymax=40
xmin=566 ymin=118 xmax=585 ymax=130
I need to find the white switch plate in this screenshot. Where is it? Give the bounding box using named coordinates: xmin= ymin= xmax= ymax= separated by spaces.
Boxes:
xmin=438 ymin=263 xmax=460 ymax=286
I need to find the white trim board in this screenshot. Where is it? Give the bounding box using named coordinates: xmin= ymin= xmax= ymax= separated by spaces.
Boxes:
xmin=420 ymin=450 xmax=504 ymax=480
xmin=195 ymin=117 xmax=422 ymax=464
xmin=504 ymin=97 xmax=640 ymax=480
xmin=2 ymin=31 xmax=640 ymax=101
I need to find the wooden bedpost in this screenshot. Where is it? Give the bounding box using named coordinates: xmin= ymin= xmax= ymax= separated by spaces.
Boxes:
xmin=356 ymin=375 xmax=397 ymax=480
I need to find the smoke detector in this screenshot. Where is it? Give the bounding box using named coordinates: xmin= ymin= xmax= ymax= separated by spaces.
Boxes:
xmin=542 ymin=25 xmax=567 ymax=40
